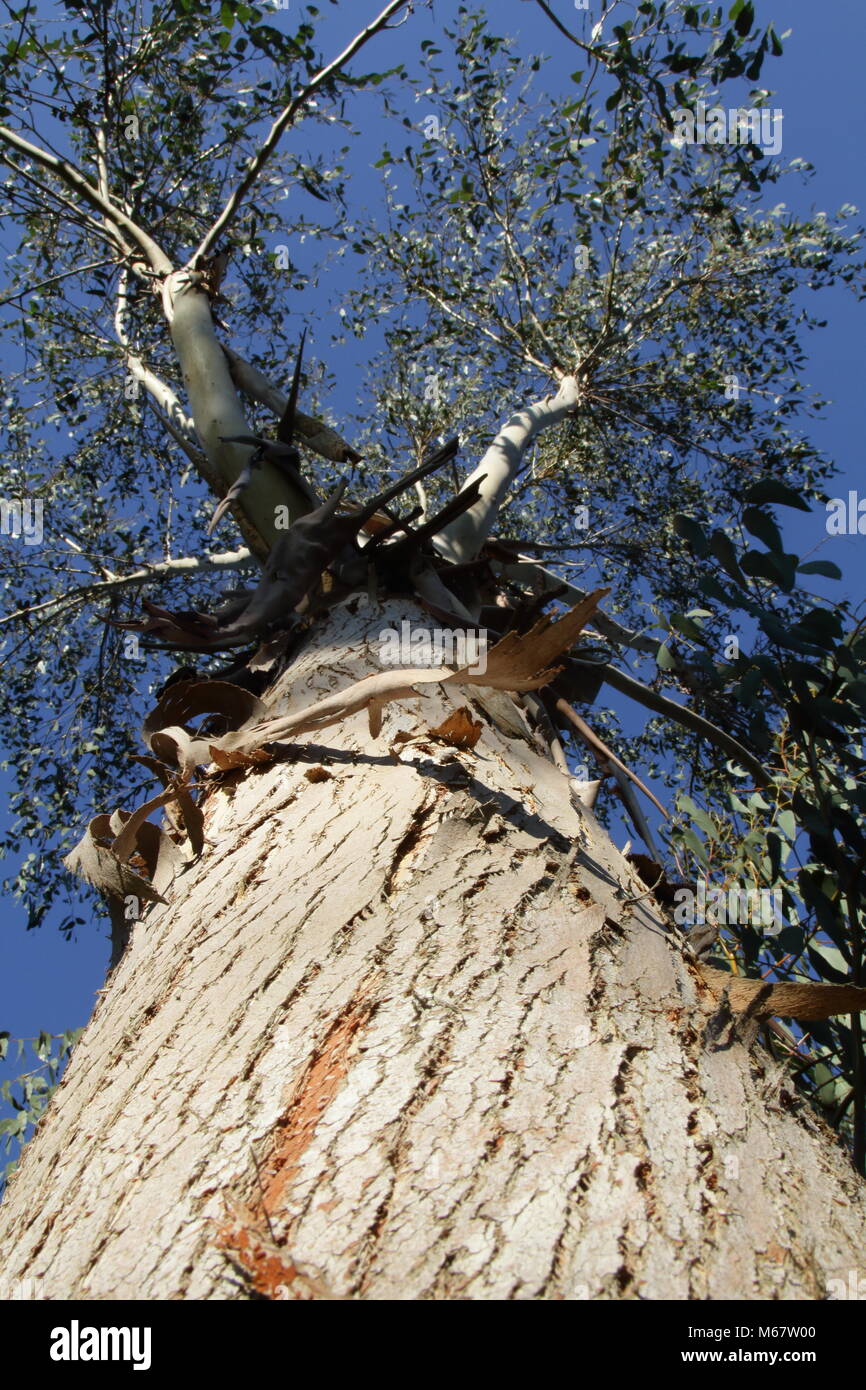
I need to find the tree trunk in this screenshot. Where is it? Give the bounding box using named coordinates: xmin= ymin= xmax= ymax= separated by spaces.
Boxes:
xmin=1 ymin=597 xmax=864 ymax=1301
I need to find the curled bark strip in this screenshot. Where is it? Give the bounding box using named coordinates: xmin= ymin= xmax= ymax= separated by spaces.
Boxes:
xmin=64 ymin=816 xmax=169 ymax=907
xmin=129 ymin=755 xmax=204 ymax=856
xmin=124 ymin=821 xmax=184 ymax=899
xmin=63 ymin=763 xmax=206 ymax=945
xmin=143 ymin=680 xmax=266 ymax=748
xmin=213 ymin=594 xmax=607 ymax=758
xmin=209 ymin=744 xmax=275 ymax=771
xmin=110 ymin=787 xmax=186 ymax=862
xmin=142 ymin=680 xmax=267 ymax=775
xmin=63 ymin=680 xmax=261 ymax=911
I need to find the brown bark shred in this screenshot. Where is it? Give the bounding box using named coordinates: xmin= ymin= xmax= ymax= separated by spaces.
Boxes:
xmin=699 ymin=966 xmax=866 ymax=1022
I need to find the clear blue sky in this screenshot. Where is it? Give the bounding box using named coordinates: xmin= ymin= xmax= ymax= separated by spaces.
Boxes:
xmin=1 ymin=0 xmax=864 ymax=1129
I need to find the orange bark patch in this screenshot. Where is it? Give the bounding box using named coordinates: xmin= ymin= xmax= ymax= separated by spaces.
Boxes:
xmin=214 ymin=981 xmax=379 ymax=1296
xmin=260 ymin=978 xmax=380 ymax=1216
xmin=763 ymin=1241 xmax=788 ymax=1265
xmin=215 ymin=1220 xmax=303 ymax=1299
xmin=303 ymin=766 xmax=333 ymax=783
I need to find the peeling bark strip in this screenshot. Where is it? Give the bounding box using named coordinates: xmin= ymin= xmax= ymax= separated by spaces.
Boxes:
xmin=2 ymin=599 xmax=866 ymax=1300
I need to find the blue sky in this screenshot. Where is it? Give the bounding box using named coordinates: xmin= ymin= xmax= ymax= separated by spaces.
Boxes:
xmin=1 ymin=0 xmax=864 ymax=1147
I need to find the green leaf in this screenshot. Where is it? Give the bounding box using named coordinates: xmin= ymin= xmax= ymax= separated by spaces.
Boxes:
xmin=777 ymin=810 xmax=796 ymax=841
xmin=669 ymin=611 xmax=704 ymax=641
xmin=764 ymin=830 xmax=783 ymax=880
xmin=740 ymin=548 xmax=797 ymax=592
xmin=697 ymin=573 xmax=739 ymax=607
xmin=673 ymin=513 xmax=709 ymax=556
xmin=775 ymin=925 xmax=804 ymax=957
xmin=744 ymin=480 xmax=810 ymax=511
xmin=680 ymin=827 xmax=709 ymax=867
xmin=734 ymin=2 xmax=755 ymax=37
xmin=709 ymin=530 xmax=746 ymax=586
xmin=676 ymin=793 xmax=717 ymax=840
xmin=812 ymin=1062 xmax=837 ymax=1107
xmin=808 ymin=943 xmax=850 ymax=985
xmin=798 ymin=560 xmax=842 ymax=580
xmin=742 ymin=506 xmax=783 ymax=554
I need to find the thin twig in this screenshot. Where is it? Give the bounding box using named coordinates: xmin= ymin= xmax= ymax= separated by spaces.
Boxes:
xmin=191 ymin=0 xmax=414 ymax=266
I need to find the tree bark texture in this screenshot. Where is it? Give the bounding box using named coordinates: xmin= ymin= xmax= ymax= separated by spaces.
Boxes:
xmin=1 ymin=597 xmax=864 ymax=1300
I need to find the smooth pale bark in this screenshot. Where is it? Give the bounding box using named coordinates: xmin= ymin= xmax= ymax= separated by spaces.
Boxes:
xmin=0 ymin=597 xmax=864 ymax=1300
xmin=222 ymin=346 xmax=360 ymax=465
xmin=166 ymin=275 xmax=312 ymax=553
xmin=436 ymin=376 xmax=582 ymax=563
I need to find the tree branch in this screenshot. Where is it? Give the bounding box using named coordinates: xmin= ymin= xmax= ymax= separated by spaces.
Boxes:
xmin=527 ymin=0 xmax=606 ymax=57
xmin=191 ymin=0 xmax=414 ymax=267
xmin=0 ymin=550 xmax=254 ymax=630
xmin=1 ymin=157 xmax=134 ymax=258
xmin=114 ymin=270 xmax=196 ymax=440
xmin=162 ymin=274 xmax=311 ymax=552
xmin=600 ymin=661 xmax=770 ymax=786
xmin=436 ymin=376 xmax=581 ymax=564
xmin=0 ymin=258 xmax=116 ymax=309
xmin=222 ymin=346 xmax=361 ymax=465
xmin=0 ymin=123 xmax=172 ymax=274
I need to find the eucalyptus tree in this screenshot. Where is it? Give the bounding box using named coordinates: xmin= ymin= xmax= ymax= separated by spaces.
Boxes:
xmin=0 ymin=0 xmax=865 ymax=1301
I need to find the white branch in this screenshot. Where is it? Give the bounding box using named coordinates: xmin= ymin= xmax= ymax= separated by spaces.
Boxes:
xmin=163 ymin=274 xmax=310 ymax=551
xmin=436 ymin=375 xmax=581 ymax=564
xmin=222 ymin=346 xmax=360 ymax=464
xmin=0 ymin=550 xmax=254 ymax=629
xmin=114 ymin=276 xmax=197 ymax=442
